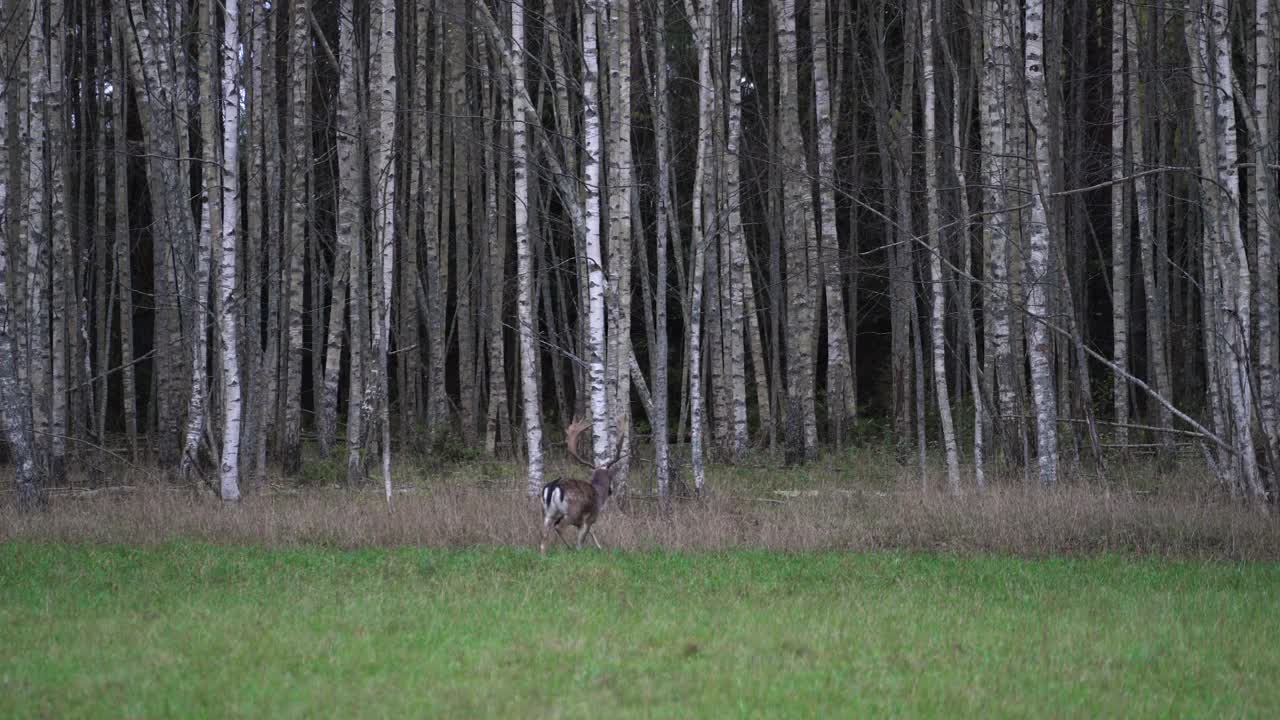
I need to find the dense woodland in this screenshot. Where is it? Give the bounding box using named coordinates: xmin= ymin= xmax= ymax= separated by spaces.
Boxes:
xmin=0 ymin=0 xmax=1277 ymax=509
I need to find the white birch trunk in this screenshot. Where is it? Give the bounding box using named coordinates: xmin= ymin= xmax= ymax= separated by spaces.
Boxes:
xmin=1024 ymin=0 xmax=1059 ymax=485
xmin=607 ymin=0 xmax=635 ymax=485
xmin=1110 ymin=0 xmax=1131 ymax=448
xmin=583 ymin=0 xmax=611 ymax=465
xmin=923 ymin=0 xmax=961 ymax=492
xmin=511 ymin=0 xmax=542 ymax=495
xmin=0 ymin=0 xmax=42 ymax=509
xmin=943 ymin=23 xmax=986 ymax=489
xmin=1255 ymin=0 xmax=1278 ymax=448
xmin=720 ymin=0 xmax=749 ymax=458
xmin=651 ymin=0 xmax=673 ymax=500
xmin=810 ymin=0 xmax=856 ymax=437
xmin=981 ymin=0 xmax=1018 ymax=466
xmin=218 ymin=0 xmax=243 ymax=501
xmin=183 ymin=0 xmax=217 ymax=483
xmin=685 ymin=0 xmax=713 ymax=489
xmin=113 ymin=7 xmax=138 ymax=462
xmin=320 ymin=0 xmax=359 ymax=459
xmin=368 ymin=0 xmax=397 ymax=503
xmin=1203 ymin=0 xmax=1262 ymax=498
xmin=47 ymin=0 xmax=68 ymax=482
xmin=777 ymin=0 xmax=816 ymax=463
xmin=425 ymin=10 xmax=448 ymax=435
xmin=26 ymin=0 xmax=49 ymax=473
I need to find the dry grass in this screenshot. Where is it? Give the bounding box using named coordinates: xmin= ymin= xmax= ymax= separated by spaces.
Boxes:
xmin=3 ymin=454 xmax=1277 ymax=561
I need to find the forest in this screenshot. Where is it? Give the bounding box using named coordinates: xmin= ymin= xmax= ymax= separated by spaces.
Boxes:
xmin=0 ymin=0 xmax=1277 ymax=508
xmin=7 ymin=2 xmax=1280 ymax=715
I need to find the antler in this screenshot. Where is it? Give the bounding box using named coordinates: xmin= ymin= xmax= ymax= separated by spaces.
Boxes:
xmin=564 ymin=416 xmax=594 ymax=469
xmin=605 ymin=416 xmax=630 ymax=469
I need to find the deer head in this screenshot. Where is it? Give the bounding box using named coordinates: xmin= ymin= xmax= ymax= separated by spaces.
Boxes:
xmin=564 ymin=415 xmax=629 ymax=470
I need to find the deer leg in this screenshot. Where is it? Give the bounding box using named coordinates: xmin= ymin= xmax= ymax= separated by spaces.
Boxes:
xmin=576 ymin=524 xmax=589 ymax=550
xmin=587 ymin=525 xmax=603 ymax=550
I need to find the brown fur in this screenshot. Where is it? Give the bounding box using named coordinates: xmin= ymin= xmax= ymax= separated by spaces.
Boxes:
xmin=539 ymin=417 xmax=627 ymax=553
xmin=539 ymin=475 xmax=609 ymax=553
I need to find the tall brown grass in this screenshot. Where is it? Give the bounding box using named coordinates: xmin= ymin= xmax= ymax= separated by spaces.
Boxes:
xmin=3 ymin=464 xmax=1276 ymax=561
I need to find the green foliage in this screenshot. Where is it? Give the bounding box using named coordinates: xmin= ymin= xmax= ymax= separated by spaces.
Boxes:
xmin=296 ymin=452 xmax=344 ymax=487
xmin=2 ymin=543 xmax=1278 ymax=717
xmin=429 ymin=429 xmax=482 ymax=464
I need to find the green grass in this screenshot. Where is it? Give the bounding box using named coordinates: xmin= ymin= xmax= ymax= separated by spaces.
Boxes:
xmin=2 ymin=543 xmax=1278 ymax=718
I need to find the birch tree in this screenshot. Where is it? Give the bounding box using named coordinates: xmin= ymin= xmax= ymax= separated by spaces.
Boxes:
xmin=1254 ymin=0 xmax=1277 ymax=450
xmin=1 ymin=0 xmax=43 ymax=510
xmin=1126 ymin=0 xmax=1173 ymax=456
xmin=282 ymin=0 xmax=309 ymax=475
xmin=811 ymin=0 xmax=856 ymax=439
xmin=320 ymin=0 xmax=359 ymax=459
xmin=510 ymin=0 xmax=542 ymax=495
xmin=650 ymin=0 xmax=673 ymax=501
xmin=1110 ymin=0 xmax=1131 ymax=448
xmin=47 ymin=0 xmax=68 ymax=483
xmin=606 ymin=0 xmax=635 ymax=482
xmin=981 ymin=0 xmax=1021 ymax=468
xmin=582 ymin=0 xmax=611 ymax=465
xmin=218 ymin=0 xmax=243 ymax=501
xmin=26 ymin=0 xmax=49 ymax=474
xmin=369 ymin=0 xmax=397 ymax=502
xmin=113 ymin=6 xmax=138 ymax=462
xmin=1186 ymin=0 xmax=1263 ymax=498
xmin=181 ymin=0 xmax=218 ymax=482
xmin=922 ymin=0 xmax=961 ymax=492
xmin=686 ymin=0 xmax=714 ymax=489
xmin=1023 ymin=0 xmax=1059 ymax=485
xmin=777 ymin=0 xmax=816 ymax=464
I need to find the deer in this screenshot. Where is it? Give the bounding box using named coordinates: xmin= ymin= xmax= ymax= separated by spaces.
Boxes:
xmin=539 ymin=416 xmax=628 ymax=554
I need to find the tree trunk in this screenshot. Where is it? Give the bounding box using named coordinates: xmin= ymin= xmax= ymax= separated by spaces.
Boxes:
xmin=281 ymin=0 xmax=309 ymax=476
xmin=218 ymin=0 xmax=244 ymax=501
xmin=47 ymin=0 xmax=68 ymax=483
xmin=0 ymin=1 xmax=43 ymax=510
xmin=650 ymin=0 xmax=673 ymax=502
xmin=922 ymin=0 xmax=961 ymax=493
xmin=1255 ymin=0 xmax=1278 ymax=450
xmin=510 ymin=0 xmax=542 ymax=495
xmin=113 ymin=6 xmax=138 ymax=462
xmin=1126 ymin=0 xmax=1174 ymax=461
xmin=583 ymin=0 xmax=611 ymax=465
xmin=1024 ymin=0 xmax=1060 ymax=486
xmin=369 ymin=0 xmax=397 ymax=502
xmin=182 ymin=0 xmax=218 ymax=484
xmin=777 ymin=0 xmax=816 ymax=464
xmin=811 ymin=0 xmax=856 ymax=441
xmin=607 ymin=0 xmax=635 ymax=488
xmin=981 ymin=0 xmax=1019 ymax=467
xmin=1110 ymin=0 xmax=1131 ymax=450
xmin=425 ymin=7 xmax=448 ymax=436
xmin=319 ymin=0 xmax=359 ymax=459
xmin=449 ymin=0 xmax=476 ymax=444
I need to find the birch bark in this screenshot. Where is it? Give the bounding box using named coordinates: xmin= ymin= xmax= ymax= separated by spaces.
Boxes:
xmin=218 ymin=0 xmax=243 ymax=501
xmin=922 ymin=0 xmax=961 ymax=492
xmin=1024 ymin=0 xmax=1060 ymax=485
xmin=1110 ymin=0 xmax=1131 ymax=448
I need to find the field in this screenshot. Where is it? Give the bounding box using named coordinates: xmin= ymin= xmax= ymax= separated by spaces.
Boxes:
xmin=2 ymin=543 xmax=1278 ymax=717
xmin=3 ymin=451 xmax=1280 ymax=717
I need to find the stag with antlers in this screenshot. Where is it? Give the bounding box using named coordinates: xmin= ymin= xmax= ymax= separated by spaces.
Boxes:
xmin=539 ymin=416 xmax=628 ymax=554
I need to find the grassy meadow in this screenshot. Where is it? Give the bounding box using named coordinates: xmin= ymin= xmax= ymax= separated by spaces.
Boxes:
xmin=3 ymin=447 xmax=1280 ymax=717
xmin=3 ymin=542 xmax=1279 ymax=718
